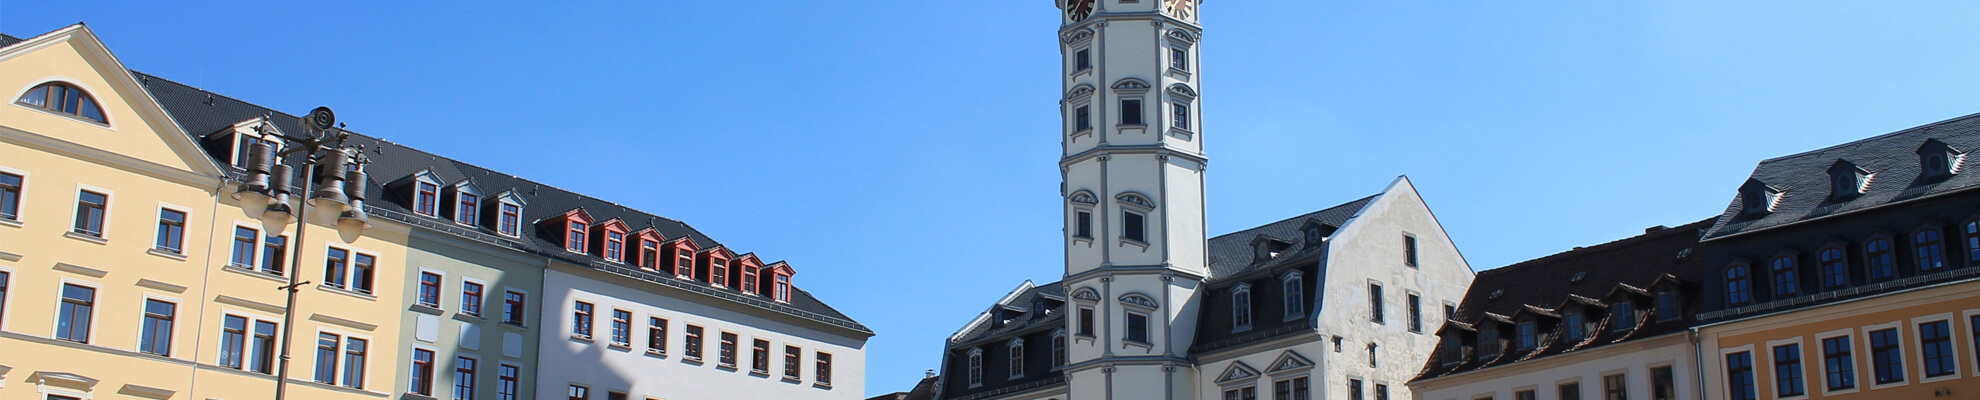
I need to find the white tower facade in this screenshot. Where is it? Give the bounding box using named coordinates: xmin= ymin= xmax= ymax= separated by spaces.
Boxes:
xmin=1056 ymin=0 xmax=1206 ymax=398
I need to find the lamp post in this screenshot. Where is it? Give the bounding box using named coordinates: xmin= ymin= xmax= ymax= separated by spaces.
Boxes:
xmin=233 ymin=107 xmax=371 ymax=400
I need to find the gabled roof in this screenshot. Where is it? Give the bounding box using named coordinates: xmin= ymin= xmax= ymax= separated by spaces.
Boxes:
xmin=948 ymin=281 xmax=1066 ymax=346
xmin=1205 ymin=195 xmax=1375 ymax=279
xmin=1704 ymin=112 xmax=1980 ymax=240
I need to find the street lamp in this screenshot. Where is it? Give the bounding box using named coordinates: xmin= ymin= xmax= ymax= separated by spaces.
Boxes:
xmin=230 ymin=106 xmax=370 ymax=400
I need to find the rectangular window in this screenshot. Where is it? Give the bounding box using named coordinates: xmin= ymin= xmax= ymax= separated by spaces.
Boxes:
xmin=0 ymin=271 xmax=9 ymax=324
xmin=1123 ymin=211 xmax=1146 ymax=242
xmin=1651 ymin=366 xmax=1674 ymax=400
xmin=1866 ymin=239 xmax=1895 ymax=280
xmin=1774 ymin=344 xmax=1804 ymax=397
xmin=344 ymin=337 xmax=368 ymax=388
xmin=1285 ymin=275 xmax=1305 ymax=319
xmin=711 ymin=258 xmax=729 ymax=287
xmin=1602 ymin=373 xmax=1628 ymax=400
xmin=1966 ymin=220 xmax=1980 ymax=265
xmin=720 ymin=332 xmax=739 ymax=366
xmin=1921 ymin=320 xmax=1955 ymax=377
xmin=252 ymin=320 xmax=278 ymax=373
xmin=1404 ymin=235 xmax=1418 ymax=267
xmin=685 ymin=325 xmax=705 ymax=360
xmin=1375 ymin=384 xmax=1389 ymax=400
xmin=1728 ymin=351 xmax=1756 ymax=400
xmin=1078 ymin=306 xmax=1095 ymax=336
xmin=232 ymin=226 xmax=258 ymax=267
xmin=455 ymin=356 xmax=477 ymax=400
xmin=139 ymin=299 xmax=176 ymax=356
xmin=1075 ymin=49 xmax=1091 ymax=71
xmin=416 ymin=182 xmax=439 ymax=215
xmin=1559 ymin=382 xmax=1582 ymax=400
xmin=324 ymin=248 xmax=349 ymax=288
xmin=411 ymin=348 xmax=436 ymax=395
xmin=261 ymin=234 xmax=287 ymax=275
xmin=1368 ymin=283 xmax=1384 ymax=323
xmin=1516 ymin=321 xmax=1537 ymax=350
xmin=1223 ymin=387 xmax=1257 ymax=400
xmin=568 ymin=384 xmax=588 ymax=400
xmin=352 ymin=253 xmax=376 ymax=293
xmin=461 ymin=282 xmax=484 ymax=316
xmin=457 ymin=193 xmax=479 ymax=225
xmin=503 ymin=290 xmax=526 ymax=325
xmin=648 ymin=317 xmax=668 ymax=354
xmin=1478 ymin=329 xmax=1501 ymax=360
xmin=1171 ymin=102 xmax=1190 ymax=129
xmin=1349 ymin=379 xmax=1364 ymax=400
xmin=1515 ymin=390 xmax=1535 ymax=400
xmin=742 ymin=262 xmax=759 ymax=294
xmin=816 ymin=352 xmax=834 ymax=385
xmin=56 ymin=284 xmax=94 ymax=342
xmin=0 ymin=172 xmax=21 ymax=220
xmin=1819 ymin=248 xmax=1849 ymax=289
xmin=1407 ymin=294 xmax=1422 ymax=333
xmin=1871 ymin=328 xmax=1905 ymax=384
xmin=1611 ymin=301 xmax=1636 ymax=331
xmin=567 ymin=221 xmax=585 ymax=252
xmin=498 ymin=364 xmax=520 ymax=400
xmin=1170 ymin=48 xmax=1188 ymax=71
xmin=640 ymin=240 xmax=660 ymax=269
xmin=611 ymin=309 xmax=632 ymax=346
xmin=221 ymin=315 xmax=247 ymax=368
xmin=1656 ymin=291 xmax=1679 ymax=322
xmin=315 ymin=333 xmax=341 ymax=384
xmin=775 ymin=274 xmax=791 ymax=302
xmin=572 ymin=301 xmax=594 ymax=338
xmin=1126 ymin=312 xmax=1150 ymax=343
xmin=73 ymin=190 xmax=106 ymax=236
xmin=752 ymin=339 xmax=770 ymax=373
xmin=1074 ymin=210 xmax=1093 ymax=238
xmin=1075 ymin=105 xmax=1091 ymax=131
xmin=676 ymin=249 xmax=695 ymax=278
xmin=785 ymin=345 xmax=803 ymax=380
xmin=1823 ymin=335 xmax=1856 ymax=390
xmin=1565 ymin=312 xmax=1585 ymax=341
xmin=418 ymin=272 xmax=443 ymax=308
xmin=606 ymin=231 xmax=625 ymax=262
xmin=155 ymin=208 xmax=186 ymax=253
xmin=1916 ymin=229 xmax=1947 ymax=271
xmin=1121 ymin=99 xmax=1143 ymax=125
xmin=499 ymin=203 xmax=521 ymax=236
xmin=607 ymin=392 xmax=626 ymax=400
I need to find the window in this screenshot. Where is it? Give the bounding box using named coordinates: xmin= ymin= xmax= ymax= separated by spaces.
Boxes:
xmin=457 ymin=192 xmax=479 ymax=225
xmin=1074 ymin=105 xmax=1092 ymax=131
xmin=498 ymin=364 xmax=520 ymax=400
xmin=1774 ymin=343 xmax=1804 ymax=397
xmin=566 ymin=221 xmax=586 ymax=252
xmin=344 ymin=337 xmax=368 ymax=388
xmin=1078 ymin=306 xmax=1095 ymax=336
xmin=1603 ymin=374 xmax=1627 ymax=400
xmin=1559 ymin=382 xmax=1582 ymax=400
xmin=1823 ymin=336 xmax=1855 ymax=390
xmin=1368 ymin=283 xmax=1384 ymax=323
xmin=1515 ymin=391 xmax=1535 ymax=400
xmin=155 ymin=208 xmax=186 ymax=253
xmin=1516 ymin=321 xmax=1537 ymax=350
xmin=606 ymin=231 xmax=625 ymax=262
xmin=676 ymin=249 xmax=695 ymax=278
xmin=315 ymin=333 xmax=341 ymax=384
xmin=1727 ymin=351 xmax=1756 ymax=400
xmin=607 ymin=392 xmax=626 ymax=400
xmin=1770 ymin=256 xmax=1799 ymax=297
xmin=1973 ymin=315 xmax=1980 ymax=374
xmin=498 ymin=203 xmax=521 ymax=237
xmin=352 ymin=253 xmax=376 ymax=294
xmin=1965 ymin=220 xmax=1979 ymax=266
xmin=455 ymin=357 xmax=478 ymax=400
xmin=1273 ymin=377 xmax=1310 ymax=400
xmin=1349 ymin=379 xmax=1364 ymax=400
xmin=1074 ymin=210 xmax=1093 ymax=238
xmin=1224 ymin=386 xmax=1257 ymax=400
xmin=685 ymin=325 xmax=704 ymax=360
xmin=1284 ymin=273 xmax=1305 ymax=319
xmin=648 ymin=317 xmax=668 ymax=354
xmin=419 ymin=272 xmax=443 ymax=308
xmin=221 ymin=316 xmax=248 ymax=368
xmin=638 ymin=240 xmax=659 ymax=269
xmin=1916 ymin=228 xmax=1947 ymax=272
xmin=411 ymin=348 xmax=436 ymax=395
xmin=0 ymin=271 xmax=9 ymax=323
xmin=73 ymin=190 xmax=106 ymax=236
xmin=752 ymin=338 xmax=770 ymax=373
xmin=741 ymin=263 xmax=759 ymax=294
xmin=1611 ymin=301 xmax=1635 ymax=331
xmin=1367 ymin=343 xmax=1378 ymax=367
xmin=251 ymin=320 xmax=277 ymax=373
xmin=1565 ymin=312 xmax=1585 ymax=340
xmin=817 ymin=352 xmax=834 ymax=386
xmin=261 ymin=234 xmax=287 ymax=275
xmin=1870 ymin=328 xmax=1904 ymax=384
xmin=1074 ymin=49 xmax=1091 ymax=71
xmin=1170 ymin=48 xmax=1188 ymax=71
xmin=55 ymin=284 xmax=94 ymax=342
xmin=611 ymin=309 xmax=632 ymax=346
xmin=1726 ymin=265 xmax=1752 ymax=305
xmin=1121 ymin=99 xmax=1143 ymax=125
xmin=1655 ymin=291 xmax=1679 ymax=322
xmin=967 ymin=349 xmax=983 ymax=386
xmin=461 ymin=282 xmax=484 ymax=316
xmin=1478 ymin=329 xmax=1501 ymax=360
xmin=1651 ymin=366 xmax=1674 ymax=400
xmin=416 ymin=182 xmax=439 ymax=216
xmin=1232 ymin=285 xmax=1252 ymax=331
xmin=1404 ymin=235 xmax=1419 ymax=267
xmin=711 ymin=257 xmax=729 ymax=287
xmin=1438 ymin=335 xmax=1461 ymax=364
xmin=1445 ymin=303 xmax=1457 ymax=320
xmin=1126 ymin=312 xmax=1150 ymax=343
xmin=0 ymin=172 xmax=21 ymax=220
xmin=1009 ymin=339 xmax=1026 ymax=377
xmin=774 ymin=274 xmax=792 ymax=302
xmin=1123 ymin=211 xmax=1146 ymax=243
xmin=503 ymin=290 xmax=526 ymax=325
xmin=139 ymin=299 xmax=176 ymax=356
xmin=720 ymin=332 xmax=739 ymax=366
xmin=1921 ymin=320 xmax=1955 ymax=377
xmin=1407 ymin=293 xmax=1423 ymax=332
xmin=567 ymin=384 xmax=588 ymax=400
xmin=1053 ymin=332 xmax=1067 ymax=367
xmin=324 ymin=248 xmax=349 ymax=288
xmin=1866 ymin=238 xmax=1896 ymax=280
xmin=785 ymin=345 xmax=803 ymax=380
xmin=572 ymin=301 xmax=594 ymax=338
xmin=1171 ymin=102 xmax=1190 ymax=130
xmin=18 ymin=82 xmax=107 ymax=123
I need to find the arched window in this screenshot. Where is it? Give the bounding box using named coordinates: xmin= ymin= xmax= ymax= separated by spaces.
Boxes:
xmin=1008 ymin=339 xmax=1025 ymax=378
xmin=1865 ymin=238 xmax=1896 ymax=280
xmin=17 ymin=82 xmax=107 ymax=123
xmin=1051 ymin=330 xmax=1067 ymax=368
xmin=1818 ymin=247 xmax=1848 ymax=290
xmin=1232 ymin=285 xmax=1252 ymax=331
xmin=1283 ymin=272 xmax=1304 ymax=320
xmin=966 ymin=348 xmax=984 ymax=387
xmin=1916 ymin=228 xmax=1947 ymax=272
xmin=1726 ymin=265 xmax=1752 ymax=306
xmin=1770 ymin=256 xmax=1798 ymax=297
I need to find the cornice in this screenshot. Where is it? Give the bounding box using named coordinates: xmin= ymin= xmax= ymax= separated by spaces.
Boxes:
xmin=1 ymin=124 xmax=221 ymax=189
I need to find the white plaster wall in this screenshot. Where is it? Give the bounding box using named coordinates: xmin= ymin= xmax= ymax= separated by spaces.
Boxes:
xmin=537 ymin=266 xmax=867 ymax=400
xmin=1196 ymin=341 xmax=1330 ymax=400
xmin=1105 ymin=154 xmax=1167 ymax=267
xmin=1164 ymin=157 xmax=1207 ymax=276
xmin=1319 ymin=177 xmax=1477 ymax=400
xmin=1411 ymin=335 xmax=1696 ymax=400
xmin=1066 ymin=161 xmax=1104 ymax=276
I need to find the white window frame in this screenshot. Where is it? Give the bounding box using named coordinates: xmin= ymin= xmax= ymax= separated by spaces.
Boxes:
xmin=1861 ymin=320 xmax=1909 ymax=390
xmin=1282 ymin=271 xmax=1305 ymax=322
xmin=0 ymin=264 xmax=17 ymax=332
xmin=1764 ymin=337 xmax=1810 ymax=400
xmin=452 ymin=181 xmax=481 ymax=227
xmin=68 ymin=183 xmax=114 ymax=241
xmin=494 ymin=192 xmax=525 ymax=238
xmin=1720 ymin=344 xmax=1759 ymax=400
xmin=320 ymin=244 xmax=383 ymax=297
xmin=1008 ymin=338 xmax=1026 ymax=378
xmin=1814 ymin=327 xmax=1861 ymax=396
xmin=967 ymin=347 xmax=985 ymax=388
xmin=0 ymin=164 xmax=28 ymax=226
xmin=134 ymin=292 xmax=184 ymax=358
xmin=51 ymin=277 xmax=102 ymax=344
xmin=217 ymin=306 xmax=283 ymax=373
xmin=1911 ymin=312 xmax=1961 ymax=383
xmin=314 ymin=326 xmax=373 ymax=388
xmin=416 ymin=268 xmax=446 ymax=309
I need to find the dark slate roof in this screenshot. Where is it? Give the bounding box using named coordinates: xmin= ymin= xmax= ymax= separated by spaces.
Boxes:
xmin=868 ymin=375 xmax=940 ymax=400
xmin=1704 ymin=112 xmax=1980 ymax=240
xmin=1 ymin=33 xmax=24 ymax=48
xmin=1413 ymin=218 xmax=1712 ymax=382
xmin=1205 ymin=195 xmax=1375 ymax=279
xmin=950 ymin=281 xmax=1065 ymax=346
xmin=125 ymin=70 xmax=869 ymax=335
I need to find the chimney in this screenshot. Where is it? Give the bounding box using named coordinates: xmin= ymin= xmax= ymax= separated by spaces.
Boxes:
xmin=926 ymin=369 xmax=936 ymax=378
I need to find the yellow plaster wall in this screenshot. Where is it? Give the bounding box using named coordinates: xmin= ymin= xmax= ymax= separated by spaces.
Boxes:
xmin=1706 ymin=281 xmax=1980 ymax=399
xmin=0 ymin=35 xmax=205 ymax=174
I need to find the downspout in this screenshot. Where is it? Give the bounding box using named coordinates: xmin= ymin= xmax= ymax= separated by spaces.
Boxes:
xmin=1690 ymin=326 xmax=1706 ymax=400
xmin=188 ymin=176 xmax=231 ymax=396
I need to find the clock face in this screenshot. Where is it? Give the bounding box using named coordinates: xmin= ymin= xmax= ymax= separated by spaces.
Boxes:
xmin=1166 ymin=0 xmax=1195 ymax=21
xmin=1065 ymin=0 xmax=1095 ymax=21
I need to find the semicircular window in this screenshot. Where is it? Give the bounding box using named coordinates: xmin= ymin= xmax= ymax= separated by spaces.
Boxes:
xmin=18 ymin=82 xmax=107 ymax=124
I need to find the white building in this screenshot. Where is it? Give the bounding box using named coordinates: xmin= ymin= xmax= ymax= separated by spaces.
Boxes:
xmin=930 ymin=1 xmax=1475 ymax=399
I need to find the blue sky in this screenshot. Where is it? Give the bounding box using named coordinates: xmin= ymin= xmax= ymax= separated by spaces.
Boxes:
xmin=9 ymin=0 xmax=1980 ymax=393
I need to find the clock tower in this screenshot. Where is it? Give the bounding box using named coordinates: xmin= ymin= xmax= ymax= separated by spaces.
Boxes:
xmin=1055 ymin=0 xmax=1206 ymax=398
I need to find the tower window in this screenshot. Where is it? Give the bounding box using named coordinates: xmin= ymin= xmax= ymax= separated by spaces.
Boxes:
xmin=1075 ymin=105 xmax=1092 ymax=131
xmin=1074 ymin=49 xmax=1092 ymax=72
xmin=1073 ymin=210 xmax=1093 ymax=239
xmin=1170 ymin=48 xmax=1188 ymax=71
xmin=1125 ymin=312 xmax=1150 ymax=343
xmin=17 ymin=82 xmax=107 ymax=123
xmin=1121 ymin=99 xmax=1144 ymax=125
xmin=1171 ymin=102 xmax=1191 ymax=130
xmin=1122 ymin=211 xmax=1146 ymax=243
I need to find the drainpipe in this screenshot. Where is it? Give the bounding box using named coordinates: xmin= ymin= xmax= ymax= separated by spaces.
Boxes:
xmin=1689 ymin=327 xmax=1706 ymax=400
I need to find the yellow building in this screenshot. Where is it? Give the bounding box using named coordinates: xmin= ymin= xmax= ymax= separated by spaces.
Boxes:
xmin=1 ymin=24 xmax=411 ymax=400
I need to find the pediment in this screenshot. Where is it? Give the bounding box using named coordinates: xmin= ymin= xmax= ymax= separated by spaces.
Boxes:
xmin=1214 ymin=361 xmax=1260 ymax=384
xmin=1112 ymin=78 xmax=1152 ymax=91
xmin=1066 ymin=84 xmax=1096 ymax=100
xmin=1068 ymin=190 xmax=1098 ymax=205
xmin=1116 ymin=192 xmax=1157 ymax=209
xmin=1117 ymin=293 xmax=1159 ymax=308
xmin=0 ymin=25 xmax=225 ymax=182
xmin=1071 ymin=287 xmax=1101 ymax=301
xmin=1265 ymin=350 xmax=1315 ymax=374
xmin=1166 ymin=83 xmax=1197 ymax=99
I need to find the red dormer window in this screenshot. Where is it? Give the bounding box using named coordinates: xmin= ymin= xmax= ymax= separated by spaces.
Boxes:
xmin=736 ymin=255 xmax=762 ymax=295
xmin=566 ymin=222 xmax=586 ymax=252
xmin=605 ymin=231 xmax=625 ymax=261
xmin=589 ymin=219 xmax=631 ymax=263
xmin=775 ymin=275 xmax=791 ymax=302
xmin=416 ymin=182 xmax=439 ymax=216
xmin=702 ymin=249 xmax=732 ymax=288
xmin=668 ymin=238 xmax=700 ymax=279
xmin=631 ymin=229 xmax=664 ymax=271
xmin=766 ymin=262 xmax=795 ymax=303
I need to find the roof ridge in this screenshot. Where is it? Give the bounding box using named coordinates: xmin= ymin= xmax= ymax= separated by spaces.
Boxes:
xmin=1752 ymin=111 xmax=1980 ymax=165
xmin=1206 ymin=194 xmax=1376 ymax=242
xmin=1482 ymin=217 xmax=1712 ymax=275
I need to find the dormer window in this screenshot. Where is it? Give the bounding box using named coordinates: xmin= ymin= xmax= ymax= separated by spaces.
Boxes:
xmin=709 ymin=257 xmax=729 ymax=288
xmin=17 ymin=82 xmax=108 ymax=124
xmin=1232 ymin=284 xmax=1253 ymax=332
xmin=1477 ymin=328 xmax=1501 ymax=360
xmin=1829 ymin=160 xmax=1870 ymax=200
xmin=605 ymin=231 xmax=625 ymax=262
xmin=741 ymin=264 xmax=759 ymax=294
xmin=638 ymin=238 xmax=660 ymax=270
xmin=1655 ymin=290 xmax=1680 ymax=322
xmin=1738 ymin=179 xmax=1781 ymax=218
xmin=1610 ymin=300 xmax=1636 ymax=331
xmin=1769 ymin=255 xmax=1799 ymax=297
xmin=1438 ymin=335 xmax=1463 ymax=365
xmin=675 ymin=248 xmax=695 ymax=278
xmin=415 ymin=181 xmax=439 ymax=216
xmin=1726 ymin=263 xmax=1753 ymax=306
xmin=774 ymin=274 xmax=791 ymax=302
xmin=498 ymin=203 xmax=522 ymax=237
xmin=1515 ymin=321 xmax=1536 ymax=350
xmin=566 ymin=222 xmax=586 ymax=252
xmin=1283 ymin=272 xmax=1305 ymax=320
xmin=456 ymin=192 xmax=479 ymax=225
xmin=1564 ymin=311 xmax=1585 ymax=340
xmin=1917 ymin=139 xmax=1963 ymax=181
